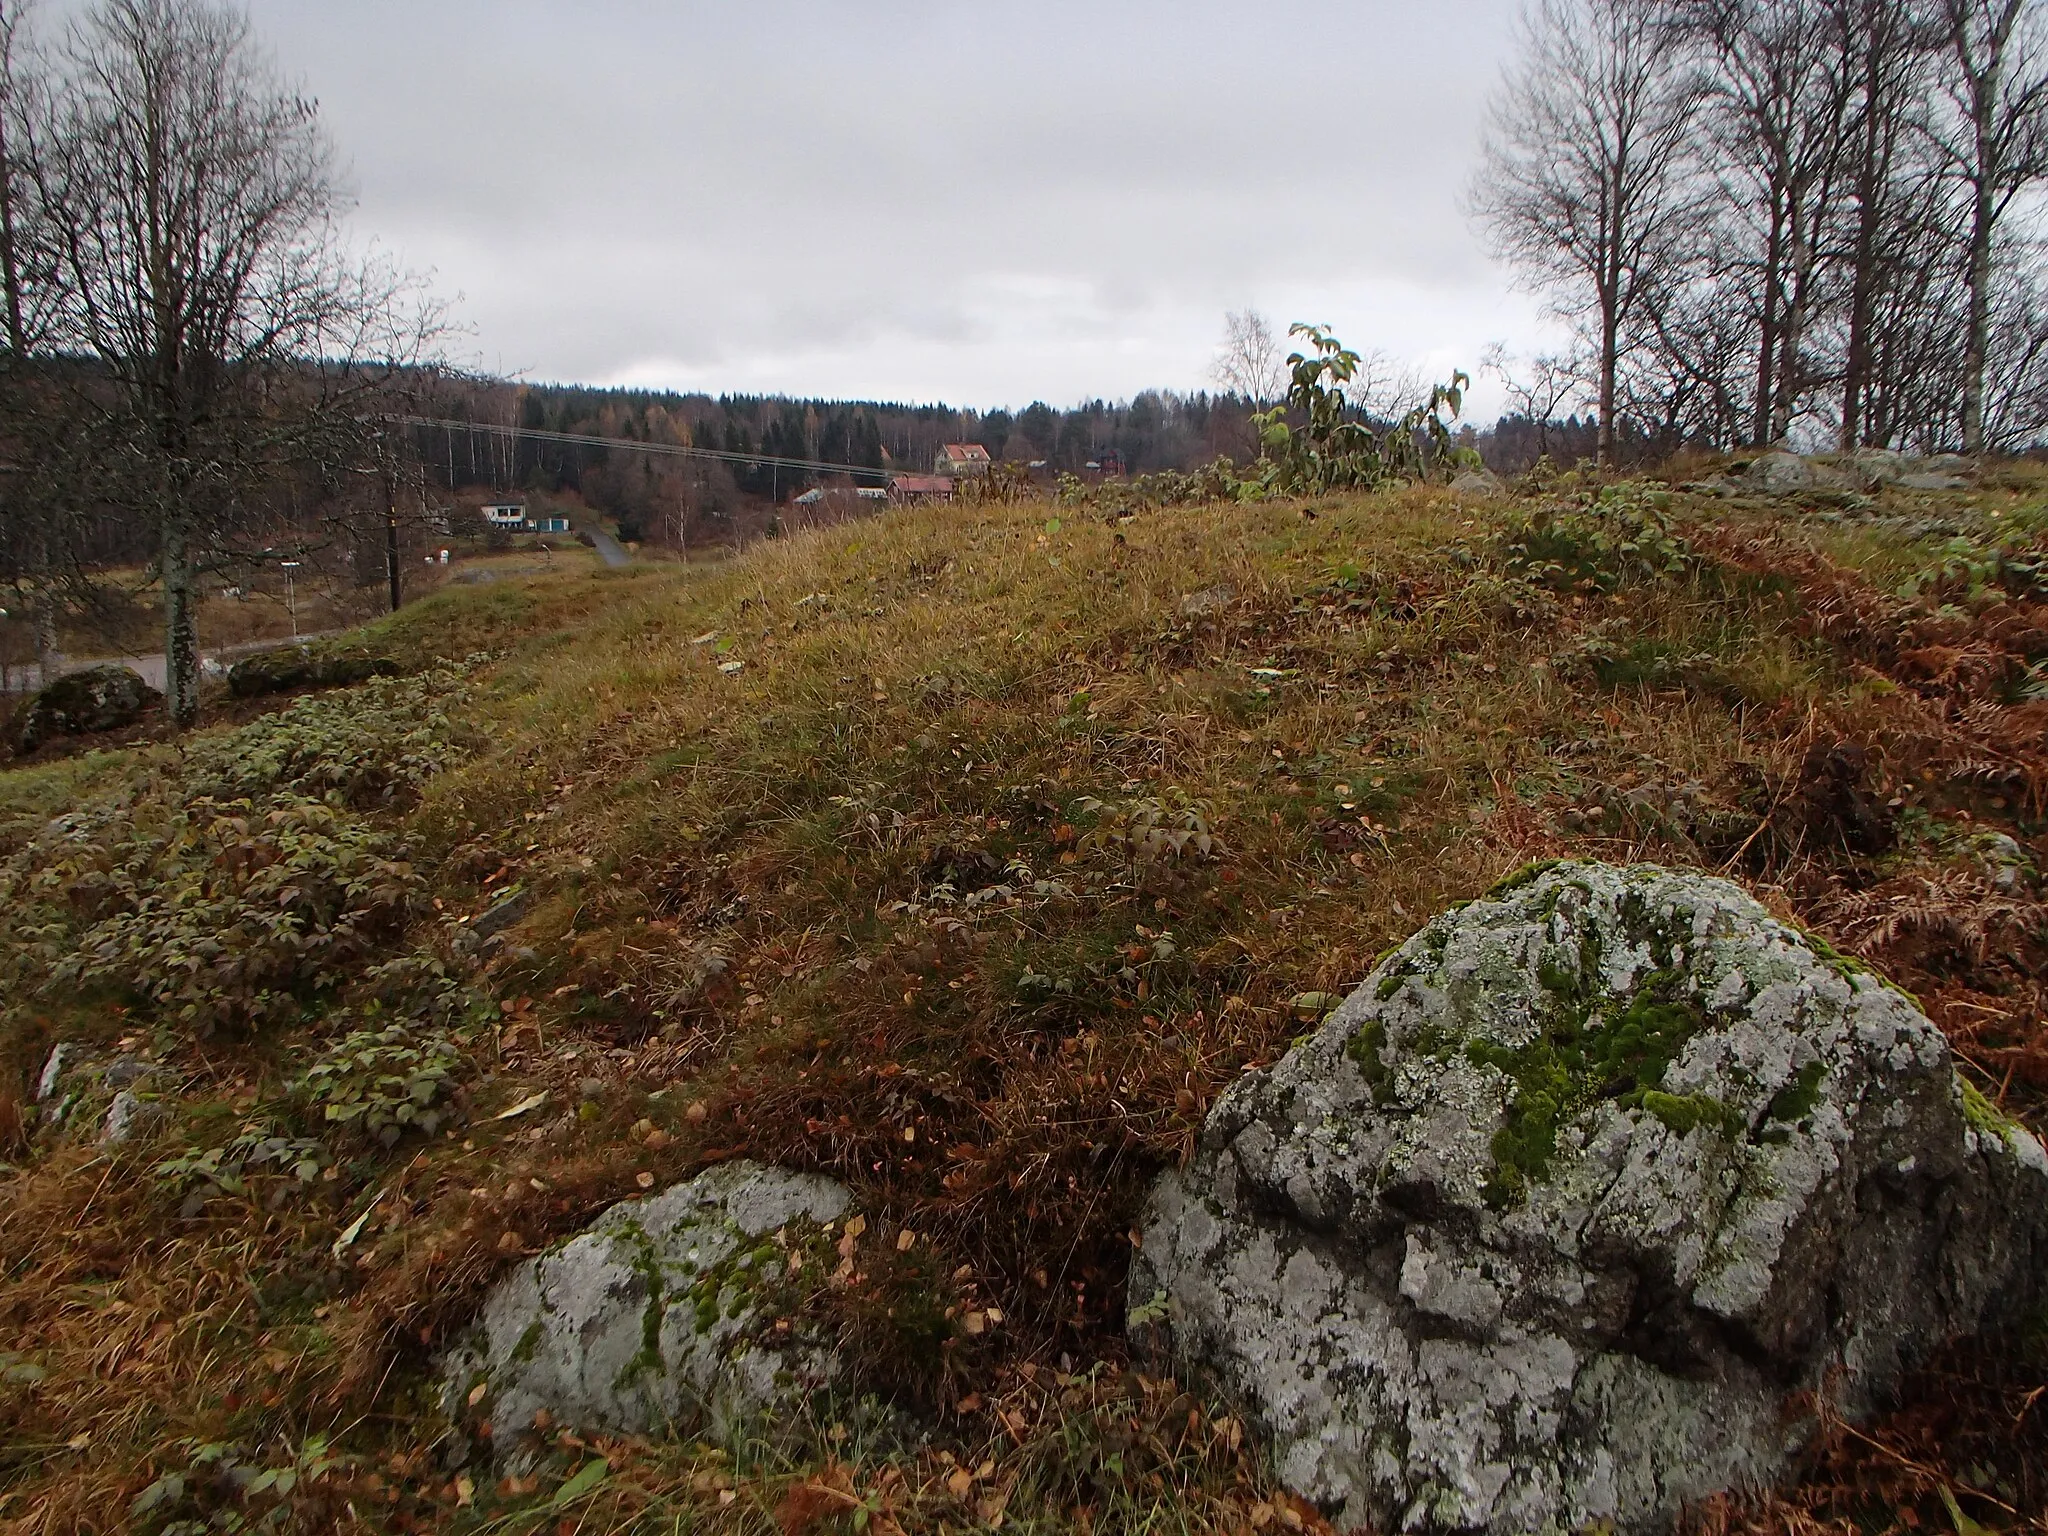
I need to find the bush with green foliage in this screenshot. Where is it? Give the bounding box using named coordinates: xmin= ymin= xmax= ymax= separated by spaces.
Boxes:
xmin=1249 ymin=326 xmax=1470 ymax=495
xmin=183 ymin=665 xmax=476 ymax=808
xmin=293 ymin=1017 xmax=471 ymax=1147
xmin=0 ymin=667 xmax=472 ymax=1034
xmin=10 ymin=794 xmax=421 ymax=1032
xmin=1053 ymin=325 xmax=1472 ymax=507
xmin=1491 ymin=488 xmax=1693 ymax=594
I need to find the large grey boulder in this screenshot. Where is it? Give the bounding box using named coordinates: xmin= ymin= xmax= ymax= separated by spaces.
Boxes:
xmin=1131 ymin=861 xmax=2048 ymax=1535
xmin=13 ymin=663 xmax=159 ymax=752
xmin=440 ymin=1162 xmax=853 ymax=1456
xmin=1745 ymin=451 xmax=1814 ymax=493
xmin=1450 ymin=468 xmax=1508 ymax=500
xmin=226 ymin=644 xmax=400 ymax=698
xmin=1847 ymin=447 xmax=1910 ymax=488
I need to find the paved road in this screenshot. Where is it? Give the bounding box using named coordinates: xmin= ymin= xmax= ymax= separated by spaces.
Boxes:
xmin=2 ymin=631 xmax=343 ymax=695
xmin=582 ymin=523 xmax=632 ymax=569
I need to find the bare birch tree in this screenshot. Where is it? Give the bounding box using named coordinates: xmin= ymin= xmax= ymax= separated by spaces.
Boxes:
xmin=1209 ymin=308 xmax=1287 ymax=406
xmin=1932 ymin=0 xmax=2048 ymax=453
xmin=1472 ymin=0 xmax=1702 ymax=464
xmin=28 ymin=0 xmax=438 ymax=726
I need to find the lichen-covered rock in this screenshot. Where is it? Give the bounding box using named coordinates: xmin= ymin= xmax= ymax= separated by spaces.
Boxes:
xmin=1451 ymin=468 xmax=1507 ymax=499
xmin=1745 ymin=451 xmax=1814 ymax=492
xmin=13 ymin=663 xmax=159 ymax=751
xmin=440 ymin=1162 xmax=853 ymax=1457
xmin=1131 ymin=861 xmax=2048 ymax=1535
xmin=226 ymin=645 xmax=400 ymax=698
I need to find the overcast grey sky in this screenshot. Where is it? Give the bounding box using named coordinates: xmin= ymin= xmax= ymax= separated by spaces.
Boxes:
xmin=226 ymin=0 xmax=1550 ymax=412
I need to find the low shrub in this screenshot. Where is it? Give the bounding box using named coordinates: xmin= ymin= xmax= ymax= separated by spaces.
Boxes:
xmin=293 ymin=1017 xmax=471 ymax=1147
xmin=1492 ymin=488 xmax=1693 ymax=594
xmin=0 ymin=667 xmax=472 ymax=1035
xmin=185 ymin=664 xmax=476 ymax=808
xmin=28 ymin=796 xmax=422 ymax=1032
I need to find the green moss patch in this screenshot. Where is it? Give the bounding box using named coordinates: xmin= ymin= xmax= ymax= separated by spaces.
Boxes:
xmin=1486 ymin=859 xmax=1570 ymax=899
xmin=1466 ymin=966 xmax=1716 ymax=1208
xmin=1347 ymin=1018 xmax=1396 ymax=1105
xmin=1765 ymin=1061 xmax=1828 ymax=1126
xmin=1961 ymin=1080 xmax=2019 ymax=1147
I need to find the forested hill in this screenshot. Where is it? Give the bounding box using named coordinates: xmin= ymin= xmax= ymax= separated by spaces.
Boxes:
xmin=405 ymin=377 xmax=1609 ymax=540
xmin=415 ymin=378 xmax=1263 ymax=488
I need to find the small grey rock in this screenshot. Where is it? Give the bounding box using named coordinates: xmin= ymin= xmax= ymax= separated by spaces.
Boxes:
xmin=102 ymin=1056 xmax=153 ymax=1090
xmin=578 ymin=1077 xmax=607 ymax=1102
xmin=35 ymin=1043 xmax=72 ymax=1102
xmin=1897 ymin=471 xmax=1967 ymax=491
xmin=1847 ymin=448 xmax=1910 ymax=487
xmin=1179 ymin=585 xmax=1236 ymax=618
xmin=471 ymin=887 xmax=530 ymax=941
xmin=102 ymin=1090 xmax=165 ymax=1145
xmin=439 ymin=1161 xmax=853 ymax=1456
xmin=1132 ymin=861 xmax=2048 ymax=1535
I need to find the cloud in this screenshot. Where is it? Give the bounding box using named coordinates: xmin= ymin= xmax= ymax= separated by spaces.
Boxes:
xmin=200 ymin=0 xmax=1563 ymax=410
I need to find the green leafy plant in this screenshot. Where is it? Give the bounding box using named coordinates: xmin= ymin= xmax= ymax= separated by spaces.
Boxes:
xmin=1249 ymin=325 xmax=1469 ymax=494
xmin=182 ymin=665 xmax=477 ymax=809
xmin=154 ymin=1125 xmax=328 ymax=1216
xmin=0 ymin=667 xmax=472 ymax=1036
xmin=129 ymin=1434 xmax=347 ymax=1534
xmin=1075 ymin=794 xmax=1220 ymax=874
xmin=33 ymin=796 xmax=423 ymax=1032
xmin=1493 ymin=488 xmax=1692 ymax=594
xmin=293 ymin=1019 xmax=471 ymax=1147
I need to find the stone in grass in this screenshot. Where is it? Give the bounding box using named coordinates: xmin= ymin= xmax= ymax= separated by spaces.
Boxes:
xmin=440 ymin=1162 xmax=853 ymax=1457
xmin=13 ymin=663 xmax=159 ymax=752
xmin=227 ymin=644 xmax=400 ymax=698
xmin=1130 ymin=860 xmax=2048 ymax=1536
xmin=1450 ymin=467 xmax=1507 ymax=499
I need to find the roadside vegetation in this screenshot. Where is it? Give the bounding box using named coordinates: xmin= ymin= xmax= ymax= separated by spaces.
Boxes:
xmin=4 ymin=467 xmax=2048 ymax=1533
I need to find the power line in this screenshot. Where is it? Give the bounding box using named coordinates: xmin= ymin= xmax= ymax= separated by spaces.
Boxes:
xmin=390 ymin=415 xmax=894 ymax=481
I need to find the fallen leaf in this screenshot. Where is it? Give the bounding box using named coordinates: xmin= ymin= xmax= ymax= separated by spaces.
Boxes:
xmin=636 ymin=1171 xmax=655 ymax=1189
xmin=331 ymin=1208 xmax=373 ymax=1260
xmin=896 ymin=1228 xmax=916 ymax=1251
xmin=493 ymin=1091 xmax=550 ymax=1121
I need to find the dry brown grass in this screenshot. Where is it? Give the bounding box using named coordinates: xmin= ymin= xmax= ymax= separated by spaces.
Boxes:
xmin=3 ymin=478 xmax=2047 ymax=1532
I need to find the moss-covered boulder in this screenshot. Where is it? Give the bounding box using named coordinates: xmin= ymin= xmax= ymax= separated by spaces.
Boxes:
xmin=13 ymin=663 xmax=159 ymax=751
xmin=439 ymin=1162 xmax=852 ymax=1459
xmin=226 ymin=644 xmax=400 ymax=698
xmin=1131 ymin=861 xmax=2048 ymax=1535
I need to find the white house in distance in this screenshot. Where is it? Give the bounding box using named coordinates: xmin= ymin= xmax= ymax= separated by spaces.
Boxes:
xmin=480 ymin=502 xmax=571 ymax=534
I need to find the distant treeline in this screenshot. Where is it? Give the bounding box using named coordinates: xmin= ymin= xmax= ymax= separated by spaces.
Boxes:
xmin=408 ymin=378 xmax=1584 ymax=542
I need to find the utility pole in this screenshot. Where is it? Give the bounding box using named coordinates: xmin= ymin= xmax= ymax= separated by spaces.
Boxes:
xmin=382 ymin=461 xmax=402 ymax=613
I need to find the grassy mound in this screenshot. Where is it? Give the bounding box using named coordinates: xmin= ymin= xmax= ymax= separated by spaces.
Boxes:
xmin=3 ymin=472 xmax=2047 ymax=1532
